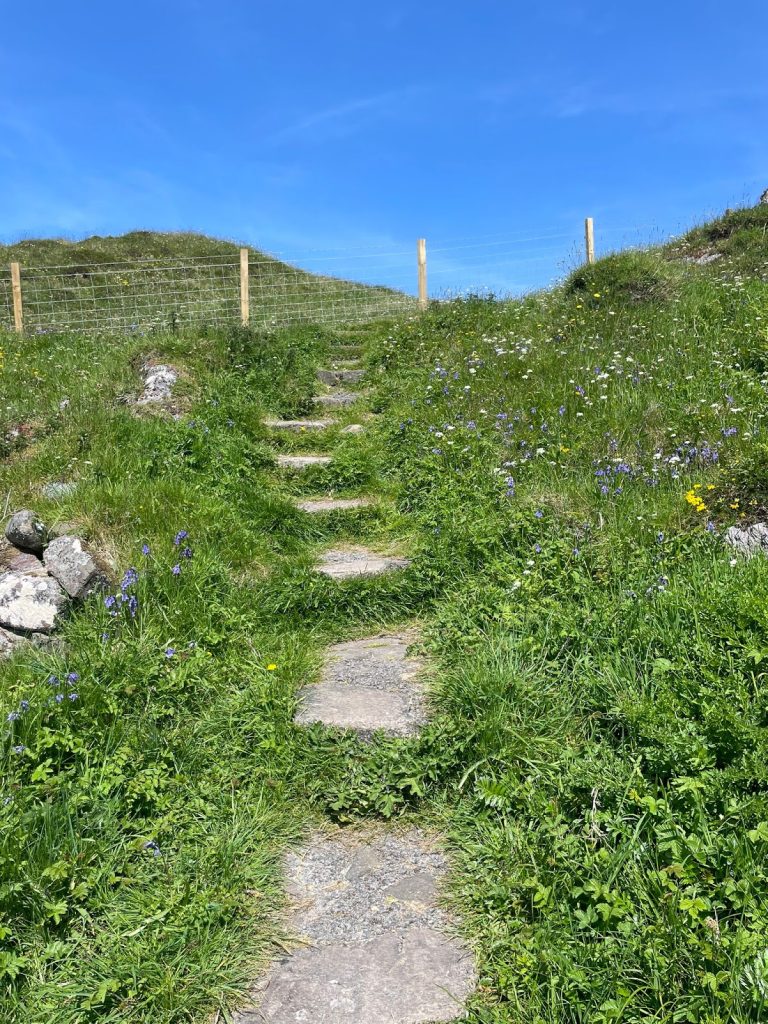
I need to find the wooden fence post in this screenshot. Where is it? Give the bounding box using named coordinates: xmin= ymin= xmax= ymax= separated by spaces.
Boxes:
xmin=239 ymin=248 xmax=250 ymax=326
xmin=10 ymin=262 xmax=23 ymax=333
xmin=584 ymin=217 xmax=595 ymax=265
xmin=417 ymin=238 xmax=428 ymax=309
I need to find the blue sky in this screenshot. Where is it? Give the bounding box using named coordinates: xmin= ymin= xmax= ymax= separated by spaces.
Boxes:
xmin=1 ymin=1 xmax=766 ymax=295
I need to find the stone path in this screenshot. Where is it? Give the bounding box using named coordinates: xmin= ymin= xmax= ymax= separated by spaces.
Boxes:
xmin=316 ymin=546 xmax=411 ymax=580
xmin=264 ymin=418 xmax=336 ymax=432
xmin=243 ymin=341 xmax=475 ymax=1022
xmin=313 ymin=391 xmax=363 ymax=409
xmin=234 ymin=829 xmax=476 ymax=1024
xmin=317 ymin=368 xmax=366 ymax=387
xmin=295 ymin=633 xmax=428 ymax=737
xmin=277 ymin=455 xmax=332 ymax=470
xmin=295 ymin=497 xmax=373 ymax=514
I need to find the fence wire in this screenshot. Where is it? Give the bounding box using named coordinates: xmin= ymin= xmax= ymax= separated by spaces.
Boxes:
xmin=0 ymin=251 xmax=416 ymax=336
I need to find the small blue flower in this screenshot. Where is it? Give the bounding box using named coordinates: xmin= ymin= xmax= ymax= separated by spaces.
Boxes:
xmin=48 ymin=674 xmax=60 ymax=687
xmin=171 ymin=565 xmax=181 ymax=576
xmin=104 ymin=595 xmax=116 ymax=609
xmin=534 ymin=543 xmax=542 ymax=553
xmin=534 ymin=510 xmax=543 ymax=519
xmin=68 ymin=692 xmax=78 ymax=702
xmin=67 ymin=672 xmax=80 ymax=683
xmin=19 ymin=700 xmax=29 ymax=712
xmin=142 ymin=543 xmax=151 ymax=556
xmin=174 ymin=530 xmax=189 ymax=546
xmin=6 ymin=711 xmax=19 ymax=722
xmin=181 ymin=546 xmax=193 ymax=560
xmin=54 ymin=694 xmax=64 ymax=704
xmin=128 ymin=595 xmax=139 ymax=618
xmin=12 ymin=744 xmax=24 ymax=754
xmin=165 ymin=648 xmax=176 ymax=659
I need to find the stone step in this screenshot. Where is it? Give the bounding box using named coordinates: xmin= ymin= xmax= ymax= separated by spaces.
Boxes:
xmin=316 ymin=546 xmax=410 ymax=580
xmin=277 ymin=455 xmax=332 ymax=471
xmin=313 ymin=391 xmax=362 ymax=408
xmin=295 ymin=497 xmax=374 ymax=514
xmin=295 ymin=633 xmax=428 ymax=737
xmin=233 ymin=828 xmax=476 ymax=1023
xmin=317 ymin=368 xmax=365 ymax=387
xmin=264 ymin=418 xmax=336 ymax=432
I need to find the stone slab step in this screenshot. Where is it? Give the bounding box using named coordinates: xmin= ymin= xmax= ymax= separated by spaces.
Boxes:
xmin=313 ymin=392 xmax=362 ymax=408
xmin=295 ymin=633 xmax=427 ymax=737
xmin=316 ymin=546 xmax=410 ymax=580
xmin=295 ymin=497 xmax=374 ymax=514
xmin=317 ymin=368 xmax=365 ymax=386
xmin=233 ymin=828 xmax=476 ymax=1024
xmin=277 ymin=455 xmax=332 ymax=470
xmin=264 ymin=418 xmax=336 ymax=431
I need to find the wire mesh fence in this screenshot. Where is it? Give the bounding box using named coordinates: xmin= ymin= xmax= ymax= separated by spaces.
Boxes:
xmin=0 ymin=221 xmax=671 ymax=337
xmin=0 ymin=250 xmax=417 ymax=336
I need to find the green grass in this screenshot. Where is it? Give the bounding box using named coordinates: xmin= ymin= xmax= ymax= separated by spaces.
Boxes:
xmin=3 ymin=207 xmax=768 ymax=1022
xmin=0 ymin=230 xmax=415 ymax=334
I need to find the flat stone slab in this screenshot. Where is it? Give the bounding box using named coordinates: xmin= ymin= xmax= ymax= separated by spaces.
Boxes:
xmin=277 ymin=455 xmax=332 ymax=470
xmin=317 ymin=368 xmax=366 ymax=386
xmin=316 ymin=547 xmax=411 ymax=580
xmin=341 ymin=424 xmax=365 ymax=435
xmin=0 ymin=572 xmax=68 ymax=633
xmin=264 ymin=419 xmax=336 ymax=431
xmin=43 ymin=536 xmax=107 ymax=600
xmin=295 ymin=634 xmax=428 ymax=737
xmin=234 ymin=829 xmax=475 ymax=1023
xmin=314 ymin=392 xmax=362 ymax=408
xmin=295 ymin=497 xmax=374 ymax=514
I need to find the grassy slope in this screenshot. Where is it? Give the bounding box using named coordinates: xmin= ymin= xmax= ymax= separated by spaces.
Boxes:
xmin=2 ymin=206 xmax=768 ymax=1022
xmin=0 ymin=231 xmax=413 ymax=332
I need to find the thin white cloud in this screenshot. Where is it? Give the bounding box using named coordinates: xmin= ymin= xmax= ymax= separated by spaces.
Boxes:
xmin=266 ymin=87 xmax=425 ymax=146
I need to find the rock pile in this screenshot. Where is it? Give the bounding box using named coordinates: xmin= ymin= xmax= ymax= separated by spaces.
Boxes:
xmin=136 ymin=363 xmax=178 ymax=405
xmin=0 ymin=510 xmax=108 ymax=656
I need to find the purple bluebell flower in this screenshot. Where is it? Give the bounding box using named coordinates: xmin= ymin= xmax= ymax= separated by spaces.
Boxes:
xmin=48 ymin=674 xmax=60 ymax=686
xmin=128 ymin=595 xmax=139 ymax=618
xmin=121 ymin=568 xmax=139 ymax=591
xmin=174 ymin=530 xmax=189 ymax=546
xmin=558 ymin=406 xmax=566 ymax=416
xmin=181 ymin=546 xmax=193 ymax=560
xmin=19 ymin=700 xmax=29 ymax=712
xmin=68 ymin=692 xmax=78 ymax=702
xmin=534 ymin=510 xmax=543 ymax=519
xmin=142 ymin=543 xmax=151 ymax=556
xmin=165 ymin=648 xmax=176 ymax=659
xmin=54 ymin=694 xmax=64 ymax=704
xmin=12 ymin=744 xmax=24 ymax=754
xmin=172 ymin=565 xmax=181 ymax=576
xmin=104 ymin=595 xmax=116 ymax=609
xmin=67 ymin=672 xmax=79 ymax=683
xmin=6 ymin=711 xmax=19 ymax=722
xmin=534 ymin=543 xmax=542 ymax=553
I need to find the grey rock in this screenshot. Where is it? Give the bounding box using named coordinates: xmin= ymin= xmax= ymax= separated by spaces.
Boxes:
xmin=277 ymin=455 xmax=332 ymax=470
xmin=295 ymin=497 xmax=373 ymax=514
xmin=0 ymin=572 xmax=68 ymax=633
xmin=264 ymin=419 xmax=336 ymax=432
xmin=760 ymin=188 xmax=768 ymax=206
xmin=43 ymin=536 xmax=108 ymax=599
xmin=314 ymin=391 xmax=362 ymax=408
xmin=725 ymin=522 xmax=768 ymax=557
xmin=6 ymin=510 xmax=47 ymax=554
xmin=341 ymin=424 xmax=365 ymax=435
xmin=42 ymin=481 xmax=77 ymax=500
xmin=137 ymin=364 xmax=178 ymax=404
xmin=295 ymin=633 xmax=428 ymax=737
xmin=234 ymin=829 xmax=475 ymax=1024
xmin=0 ymin=540 xmax=47 ymax=577
xmin=317 ymin=547 xmax=411 ymax=580
xmin=0 ymin=627 xmax=26 ymax=657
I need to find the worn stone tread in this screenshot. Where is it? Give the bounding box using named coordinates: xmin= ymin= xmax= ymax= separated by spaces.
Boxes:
xmin=264 ymin=418 xmax=336 ymax=431
xmin=277 ymin=455 xmax=332 ymax=470
xmin=295 ymin=633 xmax=428 ymax=737
xmin=313 ymin=391 xmax=363 ymax=408
xmin=317 ymin=368 xmax=366 ymax=386
xmin=295 ymin=497 xmax=374 ymax=514
xmin=316 ymin=546 xmax=411 ymax=580
xmin=234 ymin=829 xmax=475 ymax=1023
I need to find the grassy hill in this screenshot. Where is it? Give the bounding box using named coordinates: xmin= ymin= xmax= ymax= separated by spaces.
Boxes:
xmin=2 ymin=205 xmax=768 ymax=1022
xmin=0 ymin=230 xmax=414 ymax=334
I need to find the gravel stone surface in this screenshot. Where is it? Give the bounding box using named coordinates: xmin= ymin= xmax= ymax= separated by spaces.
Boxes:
xmin=295 ymin=633 xmax=428 ymax=737
xmin=316 ymin=546 xmax=411 ymax=580
xmin=234 ymin=828 xmax=476 ymax=1024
